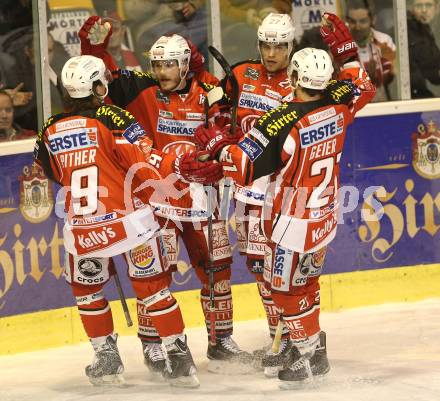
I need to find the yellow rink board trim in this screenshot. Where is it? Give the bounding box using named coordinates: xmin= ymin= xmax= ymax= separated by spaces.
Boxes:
xmin=1 ymin=263 xmax=440 ymax=355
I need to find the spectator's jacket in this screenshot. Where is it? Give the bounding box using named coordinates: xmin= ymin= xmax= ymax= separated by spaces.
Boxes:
xmin=357 ymin=28 xmax=395 ymax=101
xmin=407 ymin=13 xmax=440 ymax=98
xmin=0 ymin=124 xmax=35 ymax=142
xmin=219 ymin=62 xmax=376 ymax=253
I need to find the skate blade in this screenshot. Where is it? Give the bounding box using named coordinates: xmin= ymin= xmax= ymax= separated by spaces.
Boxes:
xmin=207 ymin=359 xmax=256 ymax=375
xmin=167 ymin=374 xmax=200 ymax=388
xmin=278 ymin=377 xmax=314 ymax=390
xmin=263 ymin=366 xmax=280 ymax=378
xmin=89 ymin=373 xmax=125 ymax=387
xmin=146 ymin=369 xmax=165 ymax=381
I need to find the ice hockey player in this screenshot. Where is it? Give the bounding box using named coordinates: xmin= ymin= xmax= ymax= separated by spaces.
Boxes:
xmin=222 ymin=13 xmax=295 ymax=373
xmin=195 ymin=13 xmax=376 ymax=386
xmin=78 ymin=17 xmax=253 ymax=373
xmin=34 ymin=54 xmax=223 ymax=388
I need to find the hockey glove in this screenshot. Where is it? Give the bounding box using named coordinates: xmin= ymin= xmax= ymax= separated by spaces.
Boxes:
xmin=320 ymin=12 xmax=358 ymax=64
xmin=173 ymin=151 xmax=224 ymax=184
xmin=79 ymin=16 xmax=112 ymax=57
xmin=195 ymin=124 xmax=241 ymax=160
xmin=187 ymin=38 xmax=205 ymax=74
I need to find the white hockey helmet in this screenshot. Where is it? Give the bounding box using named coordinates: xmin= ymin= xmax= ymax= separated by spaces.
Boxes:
xmin=258 ymin=13 xmax=295 ymax=53
xmin=288 ymin=48 xmax=334 ymax=90
xmin=61 ymin=55 xmax=108 ymax=99
xmin=148 ymin=34 xmax=191 ymax=79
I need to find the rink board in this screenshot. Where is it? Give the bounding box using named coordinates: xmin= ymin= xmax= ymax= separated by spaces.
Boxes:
xmin=1 ymin=111 xmax=440 ymax=354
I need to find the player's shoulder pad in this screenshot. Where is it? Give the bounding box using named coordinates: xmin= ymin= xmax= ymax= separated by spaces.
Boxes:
xmin=254 ymin=102 xmax=301 ymax=138
xmin=95 ymin=104 xmax=146 ymax=143
xmin=325 ymin=80 xmax=357 ymax=105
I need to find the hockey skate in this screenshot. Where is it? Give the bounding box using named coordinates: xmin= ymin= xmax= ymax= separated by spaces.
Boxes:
xmin=163 ymin=335 xmax=200 ymax=388
xmin=142 ymin=341 xmax=167 ymax=378
xmin=85 ymin=334 xmax=125 ymax=386
xmin=278 ymin=332 xmax=330 ymax=389
xmin=261 ymin=338 xmax=293 ymax=378
xmin=309 ymin=331 xmax=330 ymax=377
xmin=207 ymin=336 xmax=255 ymax=375
xmin=278 ymin=348 xmax=314 ymax=389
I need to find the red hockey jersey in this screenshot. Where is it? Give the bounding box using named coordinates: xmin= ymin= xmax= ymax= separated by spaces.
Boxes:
xmin=34 ymin=104 xmax=176 ymax=257
xmin=219 ymin=62 xmax=376 ymax=253
xmin=106 ymin=70 xmax=229 ymax=221
xmin=225 ymin=61 xmax=292 ymax=205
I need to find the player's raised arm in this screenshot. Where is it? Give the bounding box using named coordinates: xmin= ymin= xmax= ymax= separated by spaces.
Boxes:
xmin=320 ymin=12 xmax=376 ymax=115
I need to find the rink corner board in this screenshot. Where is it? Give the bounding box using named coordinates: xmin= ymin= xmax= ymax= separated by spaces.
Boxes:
xmin=1 ymin=263 xmax=440 ymax=355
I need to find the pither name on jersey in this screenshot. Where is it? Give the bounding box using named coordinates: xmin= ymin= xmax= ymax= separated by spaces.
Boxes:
xmin=156 ymin=117 xmax=201 ymax=136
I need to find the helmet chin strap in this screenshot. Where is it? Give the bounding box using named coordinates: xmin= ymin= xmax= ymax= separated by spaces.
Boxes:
xmin=171 ymin=65 xmax=189 ymax=91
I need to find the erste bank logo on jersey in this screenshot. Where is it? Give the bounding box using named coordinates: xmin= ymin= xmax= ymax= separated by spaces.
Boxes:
xmin=299 ymin=113 xmax=344 ymax=147
xmin=48 ymin=127 xmax=98 ymax=154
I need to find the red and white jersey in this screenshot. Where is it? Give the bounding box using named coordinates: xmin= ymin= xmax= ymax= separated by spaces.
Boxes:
xmin=219 ymin=62 xmax=376 ymax=253
xmin=226 ymin=61 xmax=292 ymax=205
xmin=34 ymin=104 xmax=176 ymax=257
xmin=107 ymin=70 xmax=228 ymax=221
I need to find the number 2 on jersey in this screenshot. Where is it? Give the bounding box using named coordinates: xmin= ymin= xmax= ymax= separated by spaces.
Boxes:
xmin=307 ymin=153 xmax=341 ymax=209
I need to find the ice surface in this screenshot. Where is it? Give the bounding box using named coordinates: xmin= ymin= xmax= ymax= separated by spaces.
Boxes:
xmin=1 ymin=299 xmax=440 ymax=401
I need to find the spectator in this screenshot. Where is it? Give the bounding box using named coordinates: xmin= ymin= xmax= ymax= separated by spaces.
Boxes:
xmin=221 ymin=0 xmax=292 ymax=62
xmin=120 ymin=1 xmax=209 ymax=63
xmin=102 ymin=11 xmax=142 ymax=71
xmin=297 ymin=26 xmax=326 ymax=51
xmin=2 ymin=28 xmax=38 ymax=131
xmin=0 ymin=90 xmax=35 ymax=142
xmin=407 ymin=0 xmax=440 ymax=98
xmin=346 ymin=0 xmax=396 ymax=101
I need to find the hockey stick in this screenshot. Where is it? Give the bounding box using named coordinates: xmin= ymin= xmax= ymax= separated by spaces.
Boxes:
xmin=204 ymin=92 xmax=217 ymax=346
xmin=271 ymin=319 xmax=283 ymax=353
xmin=113 ymin=267 xmax=133 ymax=327
xmin=207 ymin=46 xmax=239 ymax=220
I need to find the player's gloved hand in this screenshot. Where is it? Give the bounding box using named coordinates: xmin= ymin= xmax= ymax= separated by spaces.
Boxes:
xmin=79 ymin=16 xmax=112 ymax=57
xmin=186 ymin=38 xmax=205 ymax=74
xmin=320 ymin=12 xmax=358 ymax=64
xmin=195 ymin=123 xmax=241 ymax=159
xmin=173 ymin=151 xmax=224 ymax=184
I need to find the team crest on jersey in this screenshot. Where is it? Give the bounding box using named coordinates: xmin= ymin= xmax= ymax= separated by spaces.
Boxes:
xmin=412 ymin=120 xmax=440 ymax=179
xmin=129 ymin=244 xmax=155 ymax=270
xmin=156 ymin=89 xmax=170 ymax=104
xmin=78 ymin=258 xmax=103 ymax=277
xmin=19 ymin=163 xmax=54 ymax=223
xmin=244 ymin=67 xmax=260 ymax=81
xmin=241 ymin=114 xmax=259 ymax=133
xmin=162 ymin=141 xmax=196 ymax=156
